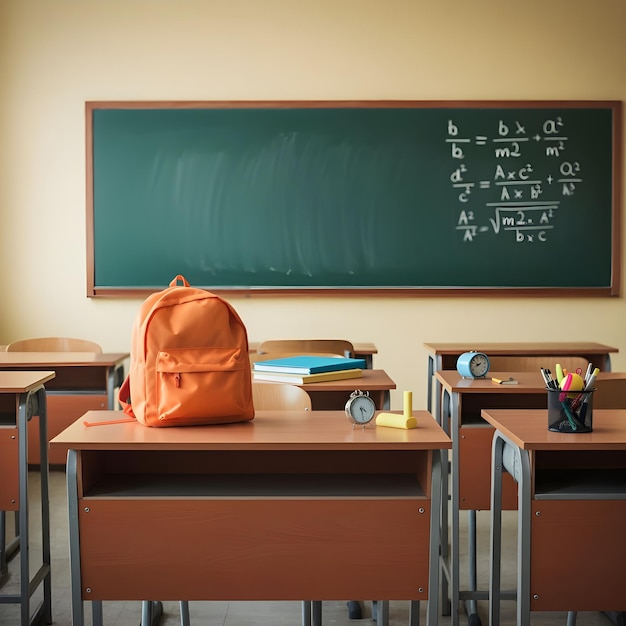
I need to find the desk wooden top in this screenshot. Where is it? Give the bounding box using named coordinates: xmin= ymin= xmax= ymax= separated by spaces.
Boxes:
xmin=436 ymin=370 xmax=625 ymax=393
xmin=0 ymin=352 xmax=129 ymax=367
xmin=424 ymin=342 xmax=618 ymax=356
xmin=436 ymin=370 xmax=548 ymax=393
xmin=51 ymin=410 xmax=451 ymax=452
xmin=481 ymin=409 xmax=626 ymax=451
xmin=299 ymin=369 xmax=395 ymax=392
xmin=0 ymin=370 xmax=56 ymax=392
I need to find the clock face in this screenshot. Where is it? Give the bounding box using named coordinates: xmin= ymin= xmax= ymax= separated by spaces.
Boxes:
xmin=346 ymin=393 xmax=376 ymax=424
xmin=469 ymin=353 xmax=489 ymax=377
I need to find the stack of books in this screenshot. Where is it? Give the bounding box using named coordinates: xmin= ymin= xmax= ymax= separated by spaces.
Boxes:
xmin=252 ymin=355 xmax=366 ymax=384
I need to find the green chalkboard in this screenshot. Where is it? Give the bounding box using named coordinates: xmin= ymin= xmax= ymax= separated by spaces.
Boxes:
xmin=86 ymin=101 xmax=622 ymax=296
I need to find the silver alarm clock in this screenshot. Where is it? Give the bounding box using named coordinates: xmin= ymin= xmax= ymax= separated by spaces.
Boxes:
xmin=345 ymin=390 xmax=376 ymax=427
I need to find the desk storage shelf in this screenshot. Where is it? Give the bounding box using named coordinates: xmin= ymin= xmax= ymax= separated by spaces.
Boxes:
xmin=73 ymin=447 xmax=433 ymax=602
xmin=85 ymin=472 xmax=425 ymax=499
xmin=534 ymin=468 xmax=626 ymax=499
xmin=533 ymin=450 xmax=626 ymax=500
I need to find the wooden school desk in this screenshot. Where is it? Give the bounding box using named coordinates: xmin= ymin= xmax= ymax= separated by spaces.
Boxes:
xmin=436 ymin=369 xmax=626 ymax=626
xmin=250 ymin=342 xmax=378 ymax=369
xmin=0 ymin=352 xmax=128 ymax=464
xmin=0 ymin=371 xmax=54 ymax=626
xmin=484 ymin=408 xmax=626 ymax=626
xmin=423 ymin=341 xmax=619 ymax=415
xmin=51 ymin=409 xmax=451 ymax=626
xmin=298 ymin=369 xmax=395 ymax=410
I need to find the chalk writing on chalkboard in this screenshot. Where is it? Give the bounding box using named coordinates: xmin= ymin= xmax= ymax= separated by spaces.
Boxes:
xmin=448 ymin=114 xmax=587 ymax=244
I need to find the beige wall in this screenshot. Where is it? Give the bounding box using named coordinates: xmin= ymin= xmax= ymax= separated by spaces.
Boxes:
xmin=1 ymin=0 xmax=625 ymax=409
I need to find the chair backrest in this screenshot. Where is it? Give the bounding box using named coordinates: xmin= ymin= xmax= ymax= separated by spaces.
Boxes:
xmin=249 ymin=351 xmax=345 ymax=365
xmin=6 ymin=337 xmax=103 ymax=353
xmin=256 ymin=339 xmax=354 ymax=358
xmin=593 ymin=376 xmax=626 ymax=409
xmin=252 ymin=382 xmax=312 ymax=411
xmin=487 ymin=355 xmax=589 ymax=374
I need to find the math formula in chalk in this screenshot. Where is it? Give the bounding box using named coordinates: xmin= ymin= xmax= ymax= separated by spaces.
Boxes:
xmin=446 ymin=116 xmax=584 ymax=243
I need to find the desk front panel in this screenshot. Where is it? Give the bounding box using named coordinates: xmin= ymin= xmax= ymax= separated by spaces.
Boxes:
xmin=0 ymin=426 xmax=19 ymax=510
xmin=78 ymin=497 xmax=430 ymax=600
xmin=530 ymin=499 xmax=626 ymax=611
xmin=300 ymin=369 xmax=395 ymax=410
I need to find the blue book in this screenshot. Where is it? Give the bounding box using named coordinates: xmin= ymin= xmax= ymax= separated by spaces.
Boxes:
xmin=253 ymin=355 xmax=366 ymax=375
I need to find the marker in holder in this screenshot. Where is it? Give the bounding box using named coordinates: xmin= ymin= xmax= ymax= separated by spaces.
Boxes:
xmin=546 ymin=387 xmax=594 ymax=433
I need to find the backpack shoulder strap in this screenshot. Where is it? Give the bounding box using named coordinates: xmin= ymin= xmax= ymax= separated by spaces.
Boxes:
xmin=83 ymin=375 xmax=136 ymax=427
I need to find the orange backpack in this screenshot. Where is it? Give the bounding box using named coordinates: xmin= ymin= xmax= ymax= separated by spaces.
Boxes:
xmin=117 ymin=275 xmax=254 ymax=427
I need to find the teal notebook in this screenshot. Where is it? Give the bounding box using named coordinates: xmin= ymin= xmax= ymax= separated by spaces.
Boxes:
xmin=253 ymin=355 xmax=366 ymax=375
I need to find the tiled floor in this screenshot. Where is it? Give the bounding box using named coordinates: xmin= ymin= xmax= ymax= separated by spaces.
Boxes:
xmin=0 ymin=471 xmax=619 ymax=626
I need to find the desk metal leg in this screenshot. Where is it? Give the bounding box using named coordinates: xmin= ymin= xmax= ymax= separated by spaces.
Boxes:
xmin=409 ymin=600 xmax=420 ymax=626
xmin=312 ymin=599 xmax=322 ymax=626
xmin=18 ymin=393 xmax=31 ymax=625
xmin=35 ymin=387 xmax=52 ymax=625
xmin=377 ymin=600 xmax=389 ymax=625
xmin=426 ymin=450 xmax=443 ymax=626
xmin=141 ymin=600 xmax=163 ymax=626
xmin=179 ymin=601 xmax=190 ymax=626
xmin=449 ymin=391 xmax=461 ymax=626
xmin=489 ymin=433 xmax=505 ymax=626
xmin=439 ymin=388 xmax=451 ymax=617
xmin=5 ymin=388 xmax=52 ymax=626
xmin=67 ymin=449 xmax=84 ymax=626
xmin=465 ymin=510 xmax=480 ymax=625
xmin=427 ymin=355 xmax=434 ymax=414
xmin=489 ymin=431 xmax=531 ymax=626
xmin=92 ymin=601 xmax=103 ymax=626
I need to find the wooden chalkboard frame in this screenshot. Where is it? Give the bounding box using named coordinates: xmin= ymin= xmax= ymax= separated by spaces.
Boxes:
xmin=86 ymin=100 xmax=622 ymax=297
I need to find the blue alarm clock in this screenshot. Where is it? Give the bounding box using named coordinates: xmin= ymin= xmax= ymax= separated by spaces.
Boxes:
xmin=456 ymin=351 xmax=490 ymax=378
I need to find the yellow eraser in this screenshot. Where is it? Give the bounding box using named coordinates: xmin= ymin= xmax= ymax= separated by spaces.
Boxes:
xmin=375 ymin=412 xmax=417 ymax=429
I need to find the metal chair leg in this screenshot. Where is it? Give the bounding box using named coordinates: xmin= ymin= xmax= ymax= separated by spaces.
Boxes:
xmin=179 ymin=601 xmax=190 ymax=626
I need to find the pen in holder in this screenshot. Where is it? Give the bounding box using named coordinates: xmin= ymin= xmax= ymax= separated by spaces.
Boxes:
xmin=546 ymin=387 xmax=594 ymax=433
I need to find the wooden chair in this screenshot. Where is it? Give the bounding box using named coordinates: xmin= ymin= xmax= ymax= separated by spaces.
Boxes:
xmin=252 ymin=381 xmax=312 ymax=410
xmin=250 ymin=351 xmax=345 ymax=365
xmin=256 ymin=339 xmax=354 ymax=358
xmin=6 ymin=337 xmax=102 ymax=353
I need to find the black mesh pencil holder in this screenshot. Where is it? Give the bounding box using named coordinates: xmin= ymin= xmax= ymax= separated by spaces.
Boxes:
xmin=547 ymin=388 xmax=594 ymax=433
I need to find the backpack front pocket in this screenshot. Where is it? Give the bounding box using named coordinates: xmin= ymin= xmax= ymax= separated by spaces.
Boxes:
xmin=155 ymin=347 xmax=253 ymax=425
